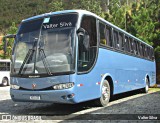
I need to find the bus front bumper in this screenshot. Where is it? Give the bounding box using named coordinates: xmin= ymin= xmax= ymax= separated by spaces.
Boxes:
xmin=10 ymin=88 xmax=77 ymax=104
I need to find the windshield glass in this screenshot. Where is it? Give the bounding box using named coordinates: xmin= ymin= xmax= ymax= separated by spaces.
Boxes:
xmin=11 ymin=13 xmax=78 ymax=76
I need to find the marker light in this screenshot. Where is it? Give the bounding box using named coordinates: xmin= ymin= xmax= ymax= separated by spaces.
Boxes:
xmin=53 ymin=82 xmax=74 ymax=90
xmin=10 ymin=84 xmax=20 ymax=90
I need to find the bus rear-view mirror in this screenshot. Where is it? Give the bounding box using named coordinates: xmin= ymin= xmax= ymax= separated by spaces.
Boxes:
xmin=77 ymin=28 xmax=90 ymax=50
xmin=5 ymin=34 xmax=16 ymax=38
xmin=3 ymin=34 xmax=16 ymax=55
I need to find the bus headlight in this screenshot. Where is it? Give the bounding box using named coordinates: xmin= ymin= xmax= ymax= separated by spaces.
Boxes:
xmin=53 ymin=82 xmax=74 ymax=90
xmin=10 ymin=84 xmax=20 ymax=90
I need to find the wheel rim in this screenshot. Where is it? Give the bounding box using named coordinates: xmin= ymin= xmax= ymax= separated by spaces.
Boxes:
xmin=102 ymin=84 xmax=110 ymax=101
xmin=2 ymin=79 xmax=8 ymax=86
xmin=146 ymin=81 xmax=149 ymax=92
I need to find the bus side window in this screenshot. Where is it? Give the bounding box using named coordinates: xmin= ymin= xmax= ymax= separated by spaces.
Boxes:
xmin=0 ymin=63 xmax=5 ymax=71
xmin=130 ymin=39 xmax=134 ymax=54
xmin=113 ymin=30 xmax=119 ymax=49
xmin=0 ymin=62 xmax=10 ymax=71
xmin=78 ymin=15 xmax=97 ymax=72
xmin=144 ymin=46 xmax=147 ymax=58
xmin=140 ymin=43 xmax=143 ymax=57
xmin=133 ymin=40 xmax=137 ymax=55
xmin=105 ymin=25 xmax=112 ymax=47
xmin=140 ymin=43 xmax=145 ymax=57
xmin=149 ymin=48 xmax=154 ymax=60
xmin=146 ymin=47 xmax=150 ymax=59
xmin=7 ymin=62 xmax=10 ymax=71
xmin=149 ymin=48 xmax=151 ymax=60
xmin=99 ymin=22 xmax=106 ymax=46
xmin=118 ymin=32 xmax=123 ymax=50
xmin=128 ymin=37 xmax=132 ymax=53
xmin=142 ymin=44 xmax=145 ymax=57
xmin=121 ymin=34 xmax=125 ymax=51
xmin=151 ymin=48 xmax=155 ymax=61
xmin=124 ymin=36 xmax=129 ymax=52
xmin=136 ymin=41 xmax=140 ymax=56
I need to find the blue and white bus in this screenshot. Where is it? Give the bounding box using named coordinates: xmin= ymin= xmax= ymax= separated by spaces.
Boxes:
xmin=10 ymin=10 xmax=156 ymax=106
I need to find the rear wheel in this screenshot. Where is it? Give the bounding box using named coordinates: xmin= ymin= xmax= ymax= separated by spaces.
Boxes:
xmin=95 ymin=80 xmax=110 ymax=107
xmin=143 ymin=78 xmax=149 ymax=93
xmin=2 ymin=77 xmax=9 ymax=86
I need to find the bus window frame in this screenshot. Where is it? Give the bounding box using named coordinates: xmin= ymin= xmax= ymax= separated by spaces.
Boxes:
xmin=77 ymin=15 xmax=99 ymax=74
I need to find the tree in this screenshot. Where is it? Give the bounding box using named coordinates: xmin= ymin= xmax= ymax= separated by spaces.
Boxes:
xmin=62 ymin=0 xmax=103 ymax=17
xmin=104 ymin=0 xmax=130 ymax=30
xmin=49 ymin=0 xmax=64 ymax=12
xmin=0 ymin=22 xmax=17 ymax=59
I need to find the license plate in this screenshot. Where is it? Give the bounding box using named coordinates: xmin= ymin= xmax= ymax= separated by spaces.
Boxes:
xmin=30 ymin=95 xmax=41 ymax=100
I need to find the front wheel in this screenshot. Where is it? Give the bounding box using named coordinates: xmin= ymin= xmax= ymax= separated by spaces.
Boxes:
xmin=95 ymin=80 xmax=110 ymax=107
xmin=2 ymin=77 xmax=9 ymax=86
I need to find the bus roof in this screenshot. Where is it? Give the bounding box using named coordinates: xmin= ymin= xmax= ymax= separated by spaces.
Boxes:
xmin=22 ymin=10 xmax=153 ymax=48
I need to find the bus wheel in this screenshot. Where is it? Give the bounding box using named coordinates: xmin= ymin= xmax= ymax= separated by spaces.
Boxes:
xmin=2 ymin=77 xmax=9 ymax=86
xmin=95 ymin=80 xmax=110 ymax=107
xmin=143 ymin=78 xmax=149 ymax=93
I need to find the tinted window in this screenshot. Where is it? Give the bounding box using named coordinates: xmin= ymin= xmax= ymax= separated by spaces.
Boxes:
xmin=99 ymin=22 xmax=106 ymax=46
xmin=78 ymin=16 xmax=97 ymax=72
xmin=130 ymin=39 xmax=134 ymax=54
xmin=129 ymin=38 xmax=133 ymax=53
xmin=136 ymin=41 xmax=140 ymax=56
xmin=18 ymin=19 xmax=43 ymax=34
xmin=151 ymin=48 xmax=155 ymax=60
xmin=106 ymin=25 xmax=112 ymax=47
xmin=124 ymin=36 xmax=130 ymax=52
xmin=119 ymin=32 xmax=123 ymax=50
xmin=18 ymin=13 xmax=78 ymax=34
xmin=0 ymin=62 xmax=10 ymax=71
xmin=133 ymin=40 xmax=137 ymax=55
xmin=140 ymin=43 xmax=145 ymax=57
xmin=42 ymin=14 xmax=78 ymax=30
xmin=146 ymin=47 xmax=150 ymax=59
xmin=144 ymin=46 xmax=147 ymax=58
xmin=113 ymin=30 xmax=119 ymax=49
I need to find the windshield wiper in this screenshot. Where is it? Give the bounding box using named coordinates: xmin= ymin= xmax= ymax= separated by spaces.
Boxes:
xmin=38 ymin=43 xmax=52 ymax=75
xmin=18 ymin=41 xmax=37 ymax=75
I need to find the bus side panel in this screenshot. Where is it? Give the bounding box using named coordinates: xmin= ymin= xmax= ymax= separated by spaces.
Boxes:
xmin=70 ymin=69 xmax=116 ymax=103
xmin=97 ymin=48 xmax=156 ymax=94
xmin=72 ymin=48 xmax=156 ymax=103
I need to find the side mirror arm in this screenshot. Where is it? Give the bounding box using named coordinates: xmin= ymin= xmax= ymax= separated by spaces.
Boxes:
xmin=3 ymin=34 xmax=16 ymax=58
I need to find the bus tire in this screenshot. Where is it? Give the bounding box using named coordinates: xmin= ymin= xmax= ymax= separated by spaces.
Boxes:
xmin=2 ymin=77 xmax=9 ymax=86
xmin=95 ymin=80 xmax=110 ymax=107
xmin=143 ymin=78 xmax=149 ymax=93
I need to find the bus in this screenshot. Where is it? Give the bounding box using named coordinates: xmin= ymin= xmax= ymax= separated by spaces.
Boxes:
xmin=9 ymin=10 xmax=156 ymax=106
xmin=0 ymin=59 xmax=10 ymax=86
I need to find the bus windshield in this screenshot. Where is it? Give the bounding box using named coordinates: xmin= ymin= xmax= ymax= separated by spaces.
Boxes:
xmin=12 ymin=13 xmax=78 ymax=76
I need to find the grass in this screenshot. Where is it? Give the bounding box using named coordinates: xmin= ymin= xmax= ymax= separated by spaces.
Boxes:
xmin=149 ymin=87 xmax=160 ymax=93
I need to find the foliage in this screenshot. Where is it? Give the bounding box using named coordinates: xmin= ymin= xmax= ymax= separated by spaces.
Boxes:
xmin=0 ymin=22 xmax=17 ymax=59
xmin=0 ymin=0 xmax=160 ymax=59
xmin=0 ymin=0 xmax=103 ymax=33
